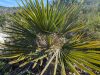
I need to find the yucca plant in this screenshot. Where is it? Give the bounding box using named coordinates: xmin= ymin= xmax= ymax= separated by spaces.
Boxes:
xmin=0 ymin=0 xmax=100 ymax=75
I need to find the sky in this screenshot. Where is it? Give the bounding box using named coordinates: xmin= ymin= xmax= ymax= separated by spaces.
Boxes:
xmin=0 ymin=0 xmax=49 ymax=7
xmin=0 ymin=0 xmax=22 ymax=7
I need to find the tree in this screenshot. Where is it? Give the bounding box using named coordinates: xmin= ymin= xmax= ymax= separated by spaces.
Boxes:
xmin=0 ymin=0 xmax=100 ymax=75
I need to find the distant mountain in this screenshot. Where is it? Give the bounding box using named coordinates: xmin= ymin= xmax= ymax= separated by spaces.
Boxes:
xmin=0 ymin=6 xmax=18 ymax=15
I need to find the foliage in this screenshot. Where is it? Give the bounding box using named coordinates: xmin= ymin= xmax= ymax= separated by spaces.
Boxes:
xmin=0 ymin=15 xmax=6 ymax=27
xmin=80 ymin=3 xmax=100 ymax=39
xmin=86 ymin=12 xmax=100 ymax=38
xmin=0 ymin=0 xmax=100 ymax=75
xmin=54 ymin=0 xmax=79 ymax=4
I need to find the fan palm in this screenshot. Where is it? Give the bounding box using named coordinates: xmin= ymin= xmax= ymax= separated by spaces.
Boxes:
xmin=0 ymin=0 xmax=100 ymax=75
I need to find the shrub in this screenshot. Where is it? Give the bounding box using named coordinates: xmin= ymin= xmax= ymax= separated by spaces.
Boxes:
xmin=0 ymin=0 xmax=100 ymax=75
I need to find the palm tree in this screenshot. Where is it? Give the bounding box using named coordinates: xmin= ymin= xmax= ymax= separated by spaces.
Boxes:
xmin=0 ymin=0 xmax=100 ymax=75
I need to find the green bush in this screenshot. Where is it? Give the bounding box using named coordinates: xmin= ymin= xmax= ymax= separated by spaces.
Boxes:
xmin=0 ymin=15 xmax=6 ymax=27
xmin=0 ymin=0 xmax=100 ymax=75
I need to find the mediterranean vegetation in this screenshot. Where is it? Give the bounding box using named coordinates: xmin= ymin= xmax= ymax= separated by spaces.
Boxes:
xmin=0 ymin=0 xmax=100 ymax=75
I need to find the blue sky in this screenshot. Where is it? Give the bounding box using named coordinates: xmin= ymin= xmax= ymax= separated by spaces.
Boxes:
xmin=0 ymin=0 xmax=22 ymax=7
xmin=0 ymin=0 xmax=49 ymax=7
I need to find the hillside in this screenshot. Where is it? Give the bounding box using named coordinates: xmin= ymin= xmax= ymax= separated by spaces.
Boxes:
xmin=0 ymin=6 xmax=18 ymax=15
